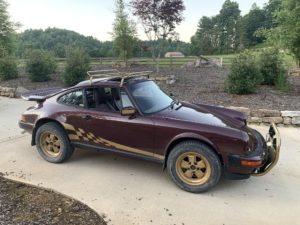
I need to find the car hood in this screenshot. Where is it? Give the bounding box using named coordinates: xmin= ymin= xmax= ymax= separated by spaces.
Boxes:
xmin=157 ymin=102 xmax=247 ymax=129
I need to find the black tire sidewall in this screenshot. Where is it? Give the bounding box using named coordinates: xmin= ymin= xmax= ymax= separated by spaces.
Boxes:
xmin=167 ymin=141 xmax=222 ymax=193
xmin=36 ymin=122 xmax=73 ymax=163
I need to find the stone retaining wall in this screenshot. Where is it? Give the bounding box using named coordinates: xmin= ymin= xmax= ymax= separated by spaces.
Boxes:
xmin=0 ymin=86 xmax=16 ymax=98
xmin=228 ymin=107 xmax=300 ymax=127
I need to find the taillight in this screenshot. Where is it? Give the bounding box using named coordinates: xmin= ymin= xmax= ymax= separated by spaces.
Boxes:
xmin=20 ymin=115 xmax=26 ymax=122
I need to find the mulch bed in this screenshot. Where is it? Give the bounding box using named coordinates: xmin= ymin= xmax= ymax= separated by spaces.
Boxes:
xmin=1 ymin=64 xmax=300 ymax=111
xmin=0 ymin=175 xmax=106 ymax=225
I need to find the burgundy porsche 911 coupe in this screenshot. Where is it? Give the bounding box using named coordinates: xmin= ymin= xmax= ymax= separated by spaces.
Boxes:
xmin=19 ymin=70 xmax=281 ymax=193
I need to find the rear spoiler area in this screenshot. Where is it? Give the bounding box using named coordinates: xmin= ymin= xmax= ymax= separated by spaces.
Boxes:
xmin=21 ymin=87 xmax=65 ymax=102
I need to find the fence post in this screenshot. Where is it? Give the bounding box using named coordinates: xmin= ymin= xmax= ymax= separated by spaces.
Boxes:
xmin=220 ymin=57 xmax=223 ymax=68
xmin=170 ymin=56 xmax=173 ymax=69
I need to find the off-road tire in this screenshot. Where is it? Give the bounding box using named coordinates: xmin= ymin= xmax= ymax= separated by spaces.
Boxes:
xmin=167 ymin=141 xmax=222 ymax=193
xmin=36 ymin=122 xmax=74 ymax=163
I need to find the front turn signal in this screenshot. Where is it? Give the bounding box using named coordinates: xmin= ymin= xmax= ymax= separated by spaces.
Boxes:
xmin=241 ymin=160 xmax=262 ymax=167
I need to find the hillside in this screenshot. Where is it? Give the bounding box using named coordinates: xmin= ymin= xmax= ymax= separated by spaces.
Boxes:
xmin=16 ymin=28 xmax=114 ymax=58
xmin=16 ymin=28 xmax=191 ymax=58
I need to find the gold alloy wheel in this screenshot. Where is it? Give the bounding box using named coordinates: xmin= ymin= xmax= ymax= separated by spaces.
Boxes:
xmin=40 ymin=131 xmax=61 ymax=157
xmin=176 ymin=152 xmax=212 ymax=186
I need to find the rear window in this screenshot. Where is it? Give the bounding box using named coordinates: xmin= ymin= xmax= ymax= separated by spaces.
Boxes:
xmin=58 ymin=90 xmax=84 ymax=107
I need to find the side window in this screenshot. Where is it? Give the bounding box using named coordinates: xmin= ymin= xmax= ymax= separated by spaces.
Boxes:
xmin=120 ymin=89 xmax=134 ymax=108
xmin=58 ymin=90 xmax=84 ymax=107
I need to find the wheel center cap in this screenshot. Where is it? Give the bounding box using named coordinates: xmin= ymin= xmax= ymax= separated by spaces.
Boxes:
xmin=190 ymin=165 xmax=196 ymax=170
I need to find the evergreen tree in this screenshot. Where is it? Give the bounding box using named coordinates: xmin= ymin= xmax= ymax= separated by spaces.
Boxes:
xmin=112 ymin=0 xmax=137 ymax=65
xmin=0 ymin=0 xmax=16 ymax=56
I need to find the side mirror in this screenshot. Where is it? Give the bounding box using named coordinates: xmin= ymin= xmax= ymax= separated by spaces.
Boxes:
xmin=121 ymin=107 xmax=137 ymax=117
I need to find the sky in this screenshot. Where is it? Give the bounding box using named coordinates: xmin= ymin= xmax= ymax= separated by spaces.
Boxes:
xmin=8 ymin=0 xmax=269 ymax=42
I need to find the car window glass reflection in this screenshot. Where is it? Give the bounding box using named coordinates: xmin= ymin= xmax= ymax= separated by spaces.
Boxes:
xmin=58 ymin=90 xmax=84 ymax=107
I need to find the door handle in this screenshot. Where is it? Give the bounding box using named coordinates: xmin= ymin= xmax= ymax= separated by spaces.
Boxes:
xmin=82 ymin=115 xmax=93 ymax=120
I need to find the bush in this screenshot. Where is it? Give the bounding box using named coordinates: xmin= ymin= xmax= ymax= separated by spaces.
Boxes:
xmin=26 ymin=50 xmax=57 ymax=82
xmin=226 ymin=51 xmax=262 ymax=95
xmin=0 ymin=56 xmax=18 ymax=80
xmin=275 ymin=70 xmax=290 ymax=92
xmin=258 ymin=48 xmax=282 ymax=85
xmin=63 ymin=47 xmax=90 ymax=86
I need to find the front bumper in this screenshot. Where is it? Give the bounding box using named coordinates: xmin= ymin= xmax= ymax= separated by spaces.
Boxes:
xmin=226 ymin=123 xmax=281 ymax=178
xmin=252 ymin=123 xmax=281 ymax=176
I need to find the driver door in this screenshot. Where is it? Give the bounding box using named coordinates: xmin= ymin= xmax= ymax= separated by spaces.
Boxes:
xmin=79 ymin=86 xmax=157 ymax=159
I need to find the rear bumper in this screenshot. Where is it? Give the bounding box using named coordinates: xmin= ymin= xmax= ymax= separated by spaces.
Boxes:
xmin=18 ymin=120 xmax=34 ymax=134
xmin=226 ymin=123 xmax=281 ymax=179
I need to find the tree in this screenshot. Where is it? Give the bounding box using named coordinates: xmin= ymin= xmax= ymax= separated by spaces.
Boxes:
xmin=26 ymin=50 xmax=57 ymax=82
xmin=264 ymin=0 xmax=282 ymax=29
xmin=218 ymin=0 xmax=241 ymax=53
xmin=112 ymin=0 xmax=137 ymax=65
xmin=0 ymin=0 xmax=16 ymax=56
xmin=63 ymin=47 xmax=90 ymax=86
xmin=190 ymin=0 xmax=241 ymax=55
xmin=131 ymin=0 xmax=185 ymax=72
xmin=272 ymin=0 xmax=300 ymax=63
xmin=226 ymin=51 xmax=262 ymax=94
xmin=191 ymin=16 xmax=219 ymax=55
xmin=240 ymin=4 xmax=266 ymax=48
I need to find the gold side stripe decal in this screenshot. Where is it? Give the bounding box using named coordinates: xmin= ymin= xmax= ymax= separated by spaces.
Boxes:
xmin=68 ymin=134 xmax=80 ymax=141
xmin=62 ymin=123 xmax=164 ymax=160
xmin=62 ymin=123 xmax=76 ymax=132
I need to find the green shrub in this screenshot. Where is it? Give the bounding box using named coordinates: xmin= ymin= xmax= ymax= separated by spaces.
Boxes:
xmin=275 ymin=70 xmax=290 ymax=92
xmin=26 ymin=50 xmax=57 ymax=82
xmin=0 ymin=56 xmax=18 ymax=80
xmin=226 ymin=51 xmax=262 ymax=95
xmin=63 ymin=47 xmax=90 ymax=86
xmin=258 ymin=48 xmax=282 ymax=85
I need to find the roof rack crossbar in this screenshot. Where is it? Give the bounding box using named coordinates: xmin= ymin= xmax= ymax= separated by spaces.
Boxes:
xmin=87 ymin=69 xmax=153 ymax=86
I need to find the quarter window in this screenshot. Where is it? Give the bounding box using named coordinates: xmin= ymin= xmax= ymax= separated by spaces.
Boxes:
xmin=58 ymin=90 xmax=84 ymax=107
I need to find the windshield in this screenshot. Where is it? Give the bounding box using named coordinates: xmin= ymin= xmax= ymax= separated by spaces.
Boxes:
xmin=128 ymin=81 xmax=173 ymax=114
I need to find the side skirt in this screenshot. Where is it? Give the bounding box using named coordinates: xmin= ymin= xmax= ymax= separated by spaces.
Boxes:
xmin=71 ymin=142 xmax=164 ymax=164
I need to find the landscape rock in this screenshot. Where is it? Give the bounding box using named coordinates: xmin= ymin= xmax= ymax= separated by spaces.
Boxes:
xmin=0 ymin=86 xmax=17 ymax=98
xmin=248 ymin=117 xmax=262 ymax=123
xmin=266 ymin=109 xmax=281 ymax=117
xmin=281 ymin=111 xmax=300 ymax=117
xmin=292 ymin=117 xmax=300 ymax=125
xmin=262 ymin=117 xmax=283 ymax=124
xmin=251 ymin=109 xmax=281 ymax=117
xmin=228 ymin=107 xmax=251 ymax=116
xmin=283 ymin=117 xmax=292 ymax=125
xmin=251 ymin=109 xmax=265 ymax=117
xmin=15 ymin=86 xmax=29 ymax=98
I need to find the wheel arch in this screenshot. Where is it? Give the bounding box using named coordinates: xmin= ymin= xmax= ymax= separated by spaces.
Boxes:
xmin=163 ymin=133 xmax=223 ymax=169
xmin=31 ymin=118 xmax=67 ymax=146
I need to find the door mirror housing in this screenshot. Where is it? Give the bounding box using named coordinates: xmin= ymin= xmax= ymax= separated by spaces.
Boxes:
xmin=121 ymin=107 xmax=137 ymax=117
